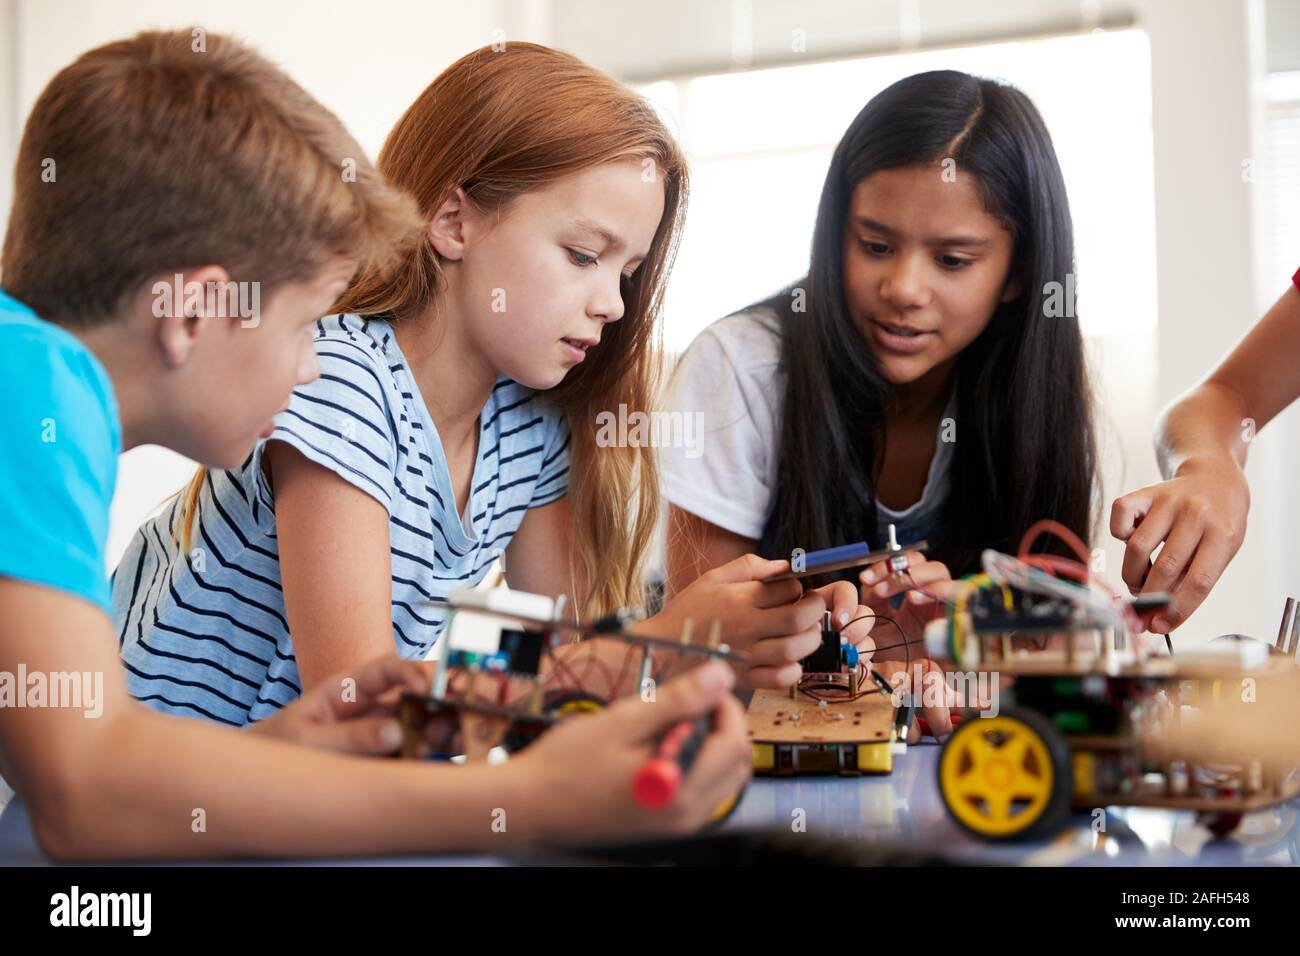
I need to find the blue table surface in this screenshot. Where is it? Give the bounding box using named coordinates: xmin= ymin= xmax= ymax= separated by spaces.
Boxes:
xmin=2 ymin=743 xmax=1296 ymax=866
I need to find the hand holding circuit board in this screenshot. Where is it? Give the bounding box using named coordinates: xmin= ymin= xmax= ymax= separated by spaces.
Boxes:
xmin=760 ymin=525 xmax=962 ymax=740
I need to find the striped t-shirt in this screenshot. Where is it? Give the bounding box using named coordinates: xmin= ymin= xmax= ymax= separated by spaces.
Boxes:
xmin=112 ymin=313 xmax=570 ymax=726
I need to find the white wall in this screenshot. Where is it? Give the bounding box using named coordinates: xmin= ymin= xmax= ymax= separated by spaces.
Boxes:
xmin=8 ymin=0 xmax=515 ymax=158
xmin=0 ymin=1 xmax=15 ymax=238
xmin=548 ymin=0 xmax=1138 ymax=80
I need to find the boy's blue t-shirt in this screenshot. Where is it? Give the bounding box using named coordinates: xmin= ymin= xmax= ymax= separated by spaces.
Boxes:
xmin=0 ymin=289 xmax=120 ymax=612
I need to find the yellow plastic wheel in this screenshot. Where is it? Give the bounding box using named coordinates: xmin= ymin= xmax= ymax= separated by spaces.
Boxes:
xmin=937 ymin=708 xmax=1072 ymax=841
xmin=544 ymin=690 xmax=606 ymax=718
xmin=706 ymin=785 xmax=747 ymax=828
xmin=502 ymin=691 xmax=605 ymax=753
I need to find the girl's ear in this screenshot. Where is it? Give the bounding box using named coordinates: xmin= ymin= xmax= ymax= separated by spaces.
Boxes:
xmin=999 ymin=272 xmax=1024 ymax=304
xmin=428 ymin=187 xmax=471 ymax=261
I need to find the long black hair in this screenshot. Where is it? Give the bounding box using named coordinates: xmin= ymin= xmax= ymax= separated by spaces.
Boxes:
xmin=757 ymin=70 xmax=1097 ymax=579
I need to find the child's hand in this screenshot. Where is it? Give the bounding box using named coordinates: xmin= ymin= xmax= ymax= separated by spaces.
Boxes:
xmin=507 ymin=661 xmax=751 ymax=841
xmin=875 ymin=657 xmax=959 ymax=742
xmin=248 ymin=656 xmax=433 ymax=754
xmin=649 ymin=554 xmax=827 ymax=690
xmin=809 ymin=579 xmax=876 ymax=659
xmin=857 ymin=552 xmax=956 ymax=655
xmin=1110 ymin=458 xmax=1249 ymax=632
xmin=875 ymin=655 xmax=1001 ymax=743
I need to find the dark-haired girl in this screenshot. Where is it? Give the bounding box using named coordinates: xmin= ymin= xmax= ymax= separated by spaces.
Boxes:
xmin=663 ymin=70 xmax=1098 ymax=736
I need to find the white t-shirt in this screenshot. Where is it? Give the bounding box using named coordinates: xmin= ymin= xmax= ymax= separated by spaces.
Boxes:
xmin=661 ymin=307 xmax=954 ymax=550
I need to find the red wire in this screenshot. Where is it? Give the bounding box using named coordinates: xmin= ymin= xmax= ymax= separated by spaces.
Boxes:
xmin=902 ymin=570 xmax=955 ymax=608
xmin=571 ymin=644 xmax=617 ymax=698
xmin=1020 ymin=553 xmax=1090 ymax=584
xmin=1019 ymin=555 xmax=1142 ymax=632
xmin=1018 ymin=518 xmax=1091 ymax=566
xmin=547 ymin=651 xmax=584 ymax=690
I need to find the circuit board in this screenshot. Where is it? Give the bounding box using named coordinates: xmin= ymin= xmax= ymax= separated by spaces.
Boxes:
xmin=747 ymin=685 xmax=897 ymax=776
